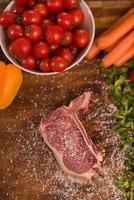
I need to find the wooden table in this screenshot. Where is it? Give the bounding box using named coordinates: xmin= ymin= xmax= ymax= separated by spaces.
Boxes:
xmin=0 ymin=1 xmax=134 ymax=200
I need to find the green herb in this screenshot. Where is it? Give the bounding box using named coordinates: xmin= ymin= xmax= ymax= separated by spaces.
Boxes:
xmin=101 ymin=60 xmax=134 ymax=200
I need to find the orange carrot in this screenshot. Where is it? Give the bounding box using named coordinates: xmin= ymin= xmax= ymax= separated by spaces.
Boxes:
xmin=101 ymin=8 xmax=134 ymax=37
xmin=105 ymin=38 xmax=122 ymax=53
xmin=102 ymin=30 xmax=134 ymax=68
xmin=97 ymin=8 xmax=134 ymax=49
xmin=114 ymin=45 xmax=134 ymax=67
xmin=86 ymin=41 xmax=101 ymax=60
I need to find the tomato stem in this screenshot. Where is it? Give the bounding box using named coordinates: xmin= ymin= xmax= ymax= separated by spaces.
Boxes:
xmin=25 ymin=25 xmax=30 ymax=33
xmin=16 ymin=15 xmax=22 ymax=24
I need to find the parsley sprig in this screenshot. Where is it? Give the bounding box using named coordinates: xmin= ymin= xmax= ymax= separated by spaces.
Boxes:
xmin=101 ymin=60 xmax=134 ymax=200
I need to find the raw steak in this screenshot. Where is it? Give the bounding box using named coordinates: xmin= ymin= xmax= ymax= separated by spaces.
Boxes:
xmin=40 ymin=92 xmax=102 ymax=183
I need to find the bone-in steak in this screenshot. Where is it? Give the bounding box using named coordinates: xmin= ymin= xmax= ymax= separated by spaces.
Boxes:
xmin=40 ymin=92 xmax=102 ymax=183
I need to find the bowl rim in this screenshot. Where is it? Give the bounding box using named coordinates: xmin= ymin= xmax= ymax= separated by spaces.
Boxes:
xmin=0 ymin=0 xmax=95 ymax=76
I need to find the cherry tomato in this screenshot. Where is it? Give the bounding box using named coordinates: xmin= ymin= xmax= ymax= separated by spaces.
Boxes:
xmin=15 ymin=0 xmax=29 ymax=6
xmin=41 ymin=19 xmax=53 ymax=31
xmin=22 ymin=10 xmax=41 ymax=26
xmin=56 ymin=47 xmax=74 ymax=63
xmin=70 ymin=8 xmax=84 ymax=26
xmin=61 ymin=31 xmax=72 ymax=46
xmin=27 ymin=0 xmax=36 ymax=8
xmin=32 ymin=42 xmax=48 ymax=59
xmin=7 ymin=24 xmax=24 ymax=40
xmin=46 ymin=0 xmax=63 ymax=13
xmin=69 ymin=44 xmax=79 ymax=56
xmin=39 ymin=58 xmax=51 ymax=72
xmin=34 ymin=3 xmax=48 ymax=18
xmin=22 ymin=55 xmax=36 ymax=69
xmin=45 ymin=25 xmax=64 ymax=45
xmin=129 ymin=70 xmax=134 ymax=83
xmin=11 ymin=4 xmax=25 ymax=14
xmin=49 ymin=44 xmax=59 ymax=54
xmin=49 ymin=56 xmax=67 ymax=72
xmin=63 ymin=0 xmax=80 ymax=10
xmin=73 ymin=29 xmax=89 ymax=48
xmin=25 ymin=24 xmax=43 ymax=43
xmin=57 ymin=12 xmax=74 ymax=31
xmin=0 ymin=11 xmax=15 ymax=27
xmin=12 ymin=37 xmax=32 ymax=59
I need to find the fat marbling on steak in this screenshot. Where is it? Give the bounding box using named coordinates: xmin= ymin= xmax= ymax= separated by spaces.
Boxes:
xmin=40 ymin=92 xmax=102 ymax=183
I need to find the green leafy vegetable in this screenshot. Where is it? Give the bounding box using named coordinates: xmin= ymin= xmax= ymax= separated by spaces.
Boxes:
xmin=101 ymin=60 xmax=134 ymax=200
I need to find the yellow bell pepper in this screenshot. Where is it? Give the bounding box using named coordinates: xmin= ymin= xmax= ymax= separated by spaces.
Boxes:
xmin=0 ymin=62 xmax=23 ymax=110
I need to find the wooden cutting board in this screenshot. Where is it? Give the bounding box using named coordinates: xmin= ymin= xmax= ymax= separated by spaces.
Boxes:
xmin=0 ymin=1 xmax=134 ymax=200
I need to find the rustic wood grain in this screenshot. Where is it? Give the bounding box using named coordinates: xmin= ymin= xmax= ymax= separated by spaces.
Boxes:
xmin=0 ymin=1 xmax=134 ymax=200
xmin=88 ymin=0 xmax=134 ymax=34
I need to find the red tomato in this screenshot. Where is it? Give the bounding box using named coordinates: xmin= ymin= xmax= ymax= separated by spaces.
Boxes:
xmin=57 ymin=12 xmax=74 ymax=31
xmin=49 ymin=56 xmax=67 ymax=72
xmin=22 ymin=55 xmax=36 ymax=69
xmin=32 ymin=42 xmax=48 ymax=59
xmin=12 ymin=37 xmax=32 ymax=59
xmin=25 ymin=24 xmax=43 ymax=43
xmin=34 ymin=3 xmax=48 ymax=18
xmin=27 ymin=0 xmax=36 ymax=8
xmin=22 ymin=10 xmax=41 ymax=25
xmin=73 ymin=29 xmax=89 ymax=48
xmin=56 ymin=47 xmax=74 ymax=63
xmin=63 ymin=0 xmax=80 ymax=10
xmin=45 ymin=25 xmax=64 ymax=45
xmin=129 ymin=70 xmax=134 ymax=83
xmin=0 ymin=11 xmax=15 ymax=27
xmin=49 ymin=44 xmax=59 ymax=54
xmin=39 ymin=58 xmax=51 ymax=72
xmin=7 ymin=24 xmax=24 ymax=40
xmin=11 ymin=4 xmax=25 ymax=14
xmin=15 ymin=0 xmax=29 ymax=6
xmin=70 ymin=8 xmax=84 ymax=26
xmin=46 ymin=0 xmax=63 ymax=13
xmin=69 ymin=44 xmax=79 ymax=56
xmin=41 ymin=19 xmax=53 ymax=31
xmin=61 ymin=31 xmax=72 ymax=46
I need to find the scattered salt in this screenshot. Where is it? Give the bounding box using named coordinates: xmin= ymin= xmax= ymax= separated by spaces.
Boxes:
xmin=0 ymin=62 xmax=125 ymax=200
